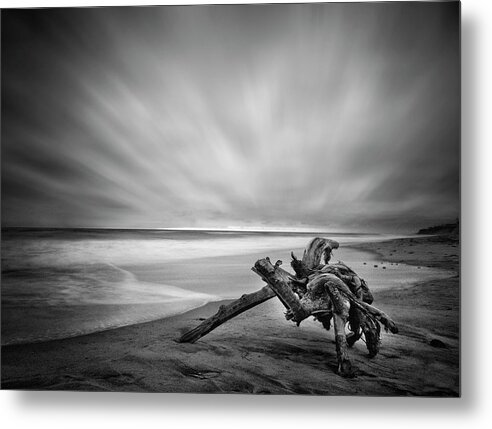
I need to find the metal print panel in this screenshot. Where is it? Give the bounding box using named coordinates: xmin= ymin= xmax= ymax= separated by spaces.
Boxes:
xmin=1 ymin=2 xmax=460 ymax=395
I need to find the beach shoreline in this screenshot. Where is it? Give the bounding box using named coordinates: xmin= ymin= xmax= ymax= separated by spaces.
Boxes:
xmin=1 ymin=234 xmax=459 ymax=396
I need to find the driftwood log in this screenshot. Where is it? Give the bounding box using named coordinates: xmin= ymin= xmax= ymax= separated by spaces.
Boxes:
xmin=178 ymin=237 xmax=397 ymax=377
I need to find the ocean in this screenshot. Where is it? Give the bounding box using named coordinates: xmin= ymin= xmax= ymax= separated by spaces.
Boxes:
xmin=1 ymin=228 xmax=451 ymax=345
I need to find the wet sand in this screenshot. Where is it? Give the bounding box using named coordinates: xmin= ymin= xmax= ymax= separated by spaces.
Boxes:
xmin=1 ymin=235 xmax=459 ymax=396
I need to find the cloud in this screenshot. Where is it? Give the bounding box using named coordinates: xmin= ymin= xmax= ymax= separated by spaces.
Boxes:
xmin=1 ymin=3 xmax=459 ymax=232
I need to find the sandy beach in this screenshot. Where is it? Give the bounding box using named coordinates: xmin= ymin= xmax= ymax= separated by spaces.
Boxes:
xmin=1 ymin=234 xmax=459 ymax=396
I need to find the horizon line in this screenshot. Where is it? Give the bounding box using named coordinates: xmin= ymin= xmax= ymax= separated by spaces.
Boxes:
xmin=1 ymin=225 xmax=385 ymax=235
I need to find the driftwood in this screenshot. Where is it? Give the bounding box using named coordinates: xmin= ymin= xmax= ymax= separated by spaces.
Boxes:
xmin=178 ymin=237 xmax=397 ymax=377
xmin=177 ymin=238 xmax=340 ymax=344
xmin=177 ymin=285 xmax=276 ymax=344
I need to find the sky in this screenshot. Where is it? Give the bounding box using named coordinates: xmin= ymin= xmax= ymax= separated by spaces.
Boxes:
xmin=1 ymin=2 xmax=460 ymax=232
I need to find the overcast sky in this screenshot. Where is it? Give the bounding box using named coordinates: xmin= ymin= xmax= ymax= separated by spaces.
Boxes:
xmin=1 ymin=3 xmax=460 ymax=232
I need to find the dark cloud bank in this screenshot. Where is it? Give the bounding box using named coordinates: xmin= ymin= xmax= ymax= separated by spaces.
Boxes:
xmin=1 ymin=3 xmax=460 ymax=233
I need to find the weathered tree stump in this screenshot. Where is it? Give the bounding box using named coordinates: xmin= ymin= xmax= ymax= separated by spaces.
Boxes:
xmin=178 ymin=237 xmax=397 ymax=377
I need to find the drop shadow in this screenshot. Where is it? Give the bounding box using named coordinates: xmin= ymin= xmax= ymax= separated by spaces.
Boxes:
xmin=4 ymin=4 xmax=478 ymax=419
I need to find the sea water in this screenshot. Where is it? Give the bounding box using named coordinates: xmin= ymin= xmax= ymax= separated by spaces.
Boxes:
xmin=1 ymin=228 xmax=451 ymax=345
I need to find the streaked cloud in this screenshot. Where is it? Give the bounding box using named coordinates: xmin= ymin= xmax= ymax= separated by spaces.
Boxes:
xmin=1 ymin=3 xmax=459 ymax=232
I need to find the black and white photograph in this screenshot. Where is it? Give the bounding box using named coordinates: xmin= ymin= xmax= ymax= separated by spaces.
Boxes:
xmin=1 ymin=1 xmax=460 ymax=396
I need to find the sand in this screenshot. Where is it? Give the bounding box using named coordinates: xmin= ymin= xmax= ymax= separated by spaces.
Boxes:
xmin=1 ymin=234 xmax=459 ymax=396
